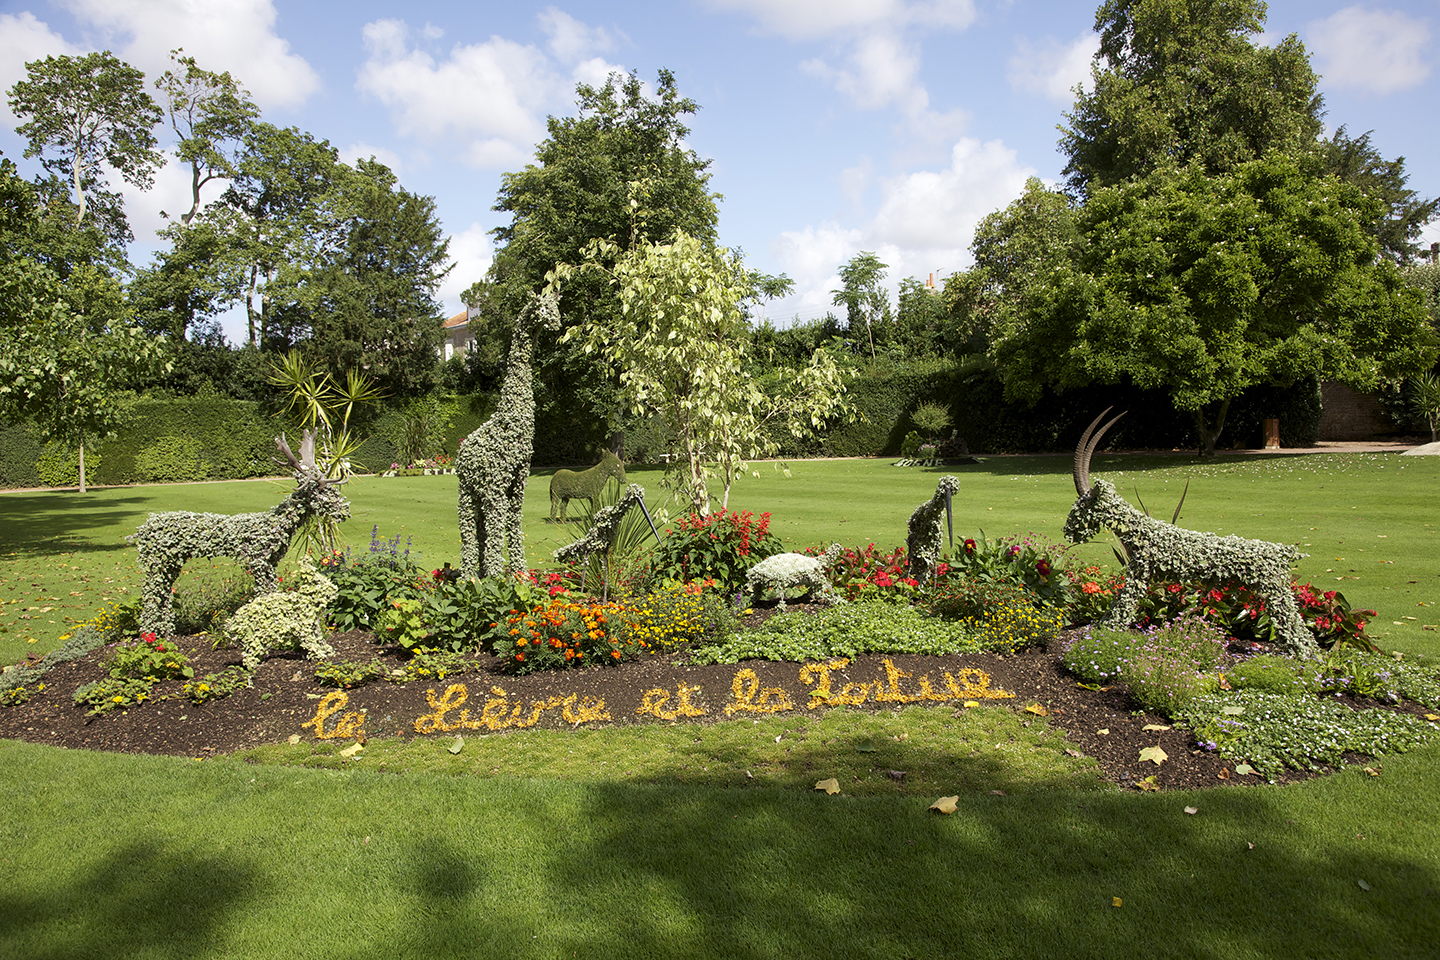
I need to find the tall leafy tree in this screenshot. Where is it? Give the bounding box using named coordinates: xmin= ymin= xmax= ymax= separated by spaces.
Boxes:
xmin=562 ymin=232 xmax=847 ymax=513
xmin=478 ymin=70 xmax=721 ymax=442
xmin=154 ymin=48 xmax=260 ymax=226
xmin=831 ymin=252 xmax=892 ymax=364
xmin=987 ymin=156 xmax=1436 ymax=455
xmin=8 ymin=51 xmax=163 ymax=239
xmin=0 ymin=160 xmax=168 ymax=492
xmin=1060 ymin=0 xmax=1322 ymax=196
xmin=1316 ymin=126 xmax=1440 ymax=263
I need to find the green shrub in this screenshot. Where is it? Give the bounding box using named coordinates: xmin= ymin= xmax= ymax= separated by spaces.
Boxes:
xmin=393 ymin=646 xmax=473 ymax=682
xmin=924 ymin=578 xmax=1035 ymax=622
xmin=689 ymin=602 xmax=994 ymax=664
xmin=0 ymin=422 xmax=42 ymax=488
xmin=314 ymin=660 xmax=388 ymax=689
xmin=134 ymin=434 xmax=208 ymax=483
xmin=36 ymin=441 xmax=100 ymax=487
xmin=1060 ymin=626 xmax=1145 ymax=685
xmin=647 ymin=509 xmax=785 ymax=593
xmin=183 ymin=665 xmax=252 ymax=703
xmin=108 ymin=633 xmax=194 ymax=682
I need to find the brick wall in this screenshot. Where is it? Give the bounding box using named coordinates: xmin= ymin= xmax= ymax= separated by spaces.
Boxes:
xmin=1317 ymin=382 xmax=1392 ymax=440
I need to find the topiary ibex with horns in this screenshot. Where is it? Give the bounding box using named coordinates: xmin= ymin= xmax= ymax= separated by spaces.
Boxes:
xmin=1063 ymin=409 xmax=1317 ymax=656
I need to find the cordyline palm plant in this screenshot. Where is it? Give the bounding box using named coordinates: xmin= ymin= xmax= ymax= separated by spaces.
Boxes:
xmin=563 ymin=479 xmax=667 ymax=601
xmin=268 ymin=351 xmax=383 ymax=553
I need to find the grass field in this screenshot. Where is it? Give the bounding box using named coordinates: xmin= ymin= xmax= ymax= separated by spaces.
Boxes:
xmin=2 ymin=453 xmax=1439 ymax=958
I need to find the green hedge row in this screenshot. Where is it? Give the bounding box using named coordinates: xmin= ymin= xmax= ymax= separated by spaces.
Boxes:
xmin=0 ymin=370 xmax=1328 ymax=490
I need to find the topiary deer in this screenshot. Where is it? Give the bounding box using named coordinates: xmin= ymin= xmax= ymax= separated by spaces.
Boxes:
xmin=905 ymin=476 xmax=958 ymax=584
xmin=130 ymin=430 xmax=350 ymax=638
xmin=549 ymin=450 xmax=627 ymax=521
xmin=1064 ymin=408 xmax=1316 ymax=656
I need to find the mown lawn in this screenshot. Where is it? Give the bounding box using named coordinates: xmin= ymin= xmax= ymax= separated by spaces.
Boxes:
xmin=2 ymin=452 xmax=1438 ymax=958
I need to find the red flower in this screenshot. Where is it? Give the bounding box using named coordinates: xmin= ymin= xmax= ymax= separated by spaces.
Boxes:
xmin=1208 ymin=589 xmax=1224 ymax=603
xmin=1166 ymin=584 xmax=1183 ymax=594
xmin=964 ymin=539 xmax=976 ymax=555
xmin=936 ymin=562 xmax=949 ymax=577
xmin=1323 ymin=590 xmax=1337 ymax=602
xmin=1036 ymin=559 xmax=1052 ymax=577
xmin=516 ymin=652 xmax=525 ymax=661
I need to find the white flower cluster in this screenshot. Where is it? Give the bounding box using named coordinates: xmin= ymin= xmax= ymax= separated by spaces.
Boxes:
xmin=226 ymin=558 xmax=339 ymax=671
xmin=738 ymin=544 xmax=843 ymax=611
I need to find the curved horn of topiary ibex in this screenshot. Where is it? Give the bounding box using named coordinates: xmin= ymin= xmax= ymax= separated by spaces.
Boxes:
xmin=131 ymin=429 xmax=351 ymax=637
xmin=1064 ymin=409 xmax=1317 ymax=656
xmin=549 ymin=450 xmax=628 ymax=521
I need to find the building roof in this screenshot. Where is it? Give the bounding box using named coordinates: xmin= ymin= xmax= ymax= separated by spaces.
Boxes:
xmin=442 ymin=309 xmax=467 ymax=330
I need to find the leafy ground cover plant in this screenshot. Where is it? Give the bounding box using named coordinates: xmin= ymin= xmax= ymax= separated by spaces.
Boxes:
xmin=392 ymin=646 xmax=473 ymax=682
xmin=1316 ymin=649 xmax=1440 ymax=707
xmin=646 ymin=508 xmax=783 ymax=593
xmin=182 ymin=665 xmax=251 ymax=703
xmin=1179 ymin=690 xmax=1439 ymax=777
xmin=320 ymin=530 xmax=429 ymax=632
xmin=690 ymin=601 xmax=1000 ymax=664
xmin=1060 ymin=614 xmax=1228 ymax=711
xmin=1225 ymin=653 xmax=1321 ymax=697
xmin=314 ymin=659 xmax=388 ymax=689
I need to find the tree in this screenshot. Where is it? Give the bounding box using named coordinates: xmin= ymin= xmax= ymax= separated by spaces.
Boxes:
xmin=1316 ymin=126 xmax=1440 ymax=263
xmin=562 ymin=232 xmax=848 ymax=513
xmin=483 ymin=70 xmax=722 ymax=444
xmin=831 ymin=252 xmax=892 ymax=364
xmin=8 ymin=51 xmax=163 ymax=238
xmin=0 ymin=161 xmax=168 ymax=491
xmin=154 ymin=49 xmax=260 ymax=226
xmin=987 ymin=156 xmax=1437 ymax=455
xmin=893 ymin=277 xmax=953 ymax=359
xmin=1061 ymin=0 xmax=1322 ymax=196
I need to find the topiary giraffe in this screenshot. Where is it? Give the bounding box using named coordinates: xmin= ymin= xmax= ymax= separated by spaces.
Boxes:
xmin=456 ymin=290 xmax=561 ymax=579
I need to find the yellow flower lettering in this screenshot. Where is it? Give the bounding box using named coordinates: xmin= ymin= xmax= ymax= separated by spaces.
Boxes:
xmin=724 ymin=668 xmax=794 ymax=716
xmin=414 ymin=683 xmax=471 ymax=733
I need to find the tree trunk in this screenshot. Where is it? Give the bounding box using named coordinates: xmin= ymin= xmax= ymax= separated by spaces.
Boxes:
xmin=77 ymin=436 xmax=87 ymax=494
xmin=1192 ymin=399 xmax=1231 ymax=458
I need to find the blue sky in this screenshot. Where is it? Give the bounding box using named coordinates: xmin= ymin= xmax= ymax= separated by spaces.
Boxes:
xmin=3 ymin=0 xmax=1440 ymax=342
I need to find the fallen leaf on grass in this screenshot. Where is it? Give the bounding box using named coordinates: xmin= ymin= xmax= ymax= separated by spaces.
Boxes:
xmin=1025 ymin=703 xmax=1049 ymax=716
xmin=287 ymin=734 xmax=301 ymax=745
xmin=963 ymin=700 xmax=979 ymax=709
xmin=855 ymin=739 xmax=879 ymax=753
xmin=339 ymin=742 xmax=363 ymax=758
xmin=885 ymin=769 xmax=906 ymax=781
xmin=1064 ymin=748 xmax=1084 ymax=758
xmin=1246 ymin=842 xmax=1255 ymax=850
xmin=1096 ymin=728 xmax=1109 ymax=735
xmin=1357 ymin=880 xmax=1371 ymax=892
xmin=1112 ymin=897 xmax=1123 ymax=908
xmin=815 ymin=778 xmax=840 ymax=795
xmin=1142 ymin=724 xmax=1171 ymax=731
xmin=1364 ymin=766 xmax=1381 ymax=777
xmin=448 ymin=737 xmax=464 ymax=755
xmin=929 ymin=796 xmax=959 ymax=814
xmin=1136 ymin=777 xmax=1160 ymax=792
xmin=989 ymin=789 xmax=1007 ymax=796
xmin=1139 ymin=745 xmax=1168 ymax=765
xmin=1184 ymin=806 xmax=1198 ymax=815
xmin=1425 ymin=714 xmax=1440 ymax=722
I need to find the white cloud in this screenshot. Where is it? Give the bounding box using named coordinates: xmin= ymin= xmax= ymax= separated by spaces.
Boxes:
xmin=803 ymin=32 xmax=925 ymax=111
xmin=539 ymin=7 xmax=616 ymax=64
xmin=1008 ymin=31 xmax=1097 ymax=104
xmin=357 ymin=16 xmax=630 ymax=171
xmin=116 ymin=154 xmax=210 ymax=240
xmin=437 ymin=222 xmax=494 ymax=312
xmin=56 ymin=0 xmax=320 ymax=110
xmin=768 ymin=137 xmax=1035 ymax=321
xmin=0 ymin=12 xmax=83 ymax=130
xmin=357 ymin=19 xmax=555 ymax=169
xmin=340 ymin=142 xmax=405 ymax=175
xmin=707 ymin=0 xmax=974 ymax=41
xmin=1308 ymin=6 xmax=1431 ymax=94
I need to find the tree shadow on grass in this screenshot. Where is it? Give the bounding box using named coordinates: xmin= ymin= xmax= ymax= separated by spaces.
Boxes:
xmin=0 ymin=493 xmax=151 ymax=557
xmin=0 ymin=838 xmax=261 ymax=960
xmin=530 ymin=781 xmax=1439 ymax=959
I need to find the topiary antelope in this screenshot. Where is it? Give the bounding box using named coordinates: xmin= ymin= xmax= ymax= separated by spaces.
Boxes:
xmin=1064 ymin=409 xmax=1316 ymax=656
xmin=131 ymin=430 xmax=350 ymax=638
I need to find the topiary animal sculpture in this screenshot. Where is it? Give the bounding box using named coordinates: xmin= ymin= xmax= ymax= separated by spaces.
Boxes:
xmin=738 ymin=543 xmax=844 ymax=611
xmin=905 ymin=476 xmax=958 ymax=584
xmin=456 ymin=290 xmax=561 ymax=578
xmin=131 ymin=431 xmax=349 ymax=637
xmin=549 ymin=450 xmax=627 ymax=521
xmin=1064 ymin=408 xmax=1316 ymax=656
xmin=224 ymin=557 xmax=339 ymax=670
